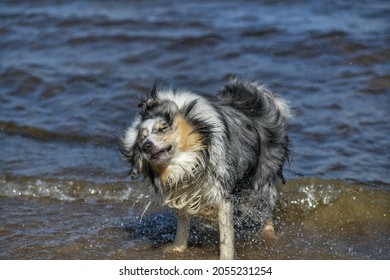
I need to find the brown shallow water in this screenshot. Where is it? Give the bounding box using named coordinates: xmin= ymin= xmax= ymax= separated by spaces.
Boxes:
xmin=1 ymin=176 xmax=388 ymax=260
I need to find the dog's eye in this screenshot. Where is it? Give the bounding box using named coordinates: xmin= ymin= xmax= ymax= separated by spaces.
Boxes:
xmin=158 ymin=122 xmax=170 ymax=133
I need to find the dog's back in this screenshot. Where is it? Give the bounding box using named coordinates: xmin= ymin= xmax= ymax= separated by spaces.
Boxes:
xmin=213 ymin=80 xmax=290 ymax=222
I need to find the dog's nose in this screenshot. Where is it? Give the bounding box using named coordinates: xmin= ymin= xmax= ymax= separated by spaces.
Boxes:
xmin=142 ymin=141 xmax=154 ymax=154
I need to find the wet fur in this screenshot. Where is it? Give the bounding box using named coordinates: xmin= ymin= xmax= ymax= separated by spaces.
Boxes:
xmin=120 ymin=79 xmax=290 ymax=259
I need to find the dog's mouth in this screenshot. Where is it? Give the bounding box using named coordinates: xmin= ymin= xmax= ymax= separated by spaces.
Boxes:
xmin=150 ymin=145 xmax=173 ymax=160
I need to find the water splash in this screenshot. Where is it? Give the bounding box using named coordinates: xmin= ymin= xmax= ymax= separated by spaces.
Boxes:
xmin=0 ymin=175 xmax=138 ymax=203
xmin=290 ymin=184 xmax=341 ymax=211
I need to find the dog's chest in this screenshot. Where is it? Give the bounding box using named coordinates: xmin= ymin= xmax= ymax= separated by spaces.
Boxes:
xmin=161 ymin=181 xmax=220 ymax=219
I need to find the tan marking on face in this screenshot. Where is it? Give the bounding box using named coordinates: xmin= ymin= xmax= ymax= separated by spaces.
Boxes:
xmin=140 ymin=128 xmax=148 ymax=140
xmin=152 ymin=114 xmax=205 ymax=186
xmin=174 ymin=115 xmax=204 ymax=153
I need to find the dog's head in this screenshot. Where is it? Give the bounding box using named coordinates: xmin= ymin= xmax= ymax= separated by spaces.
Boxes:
xmin=120 ymin=83 xmax=207 ymax=180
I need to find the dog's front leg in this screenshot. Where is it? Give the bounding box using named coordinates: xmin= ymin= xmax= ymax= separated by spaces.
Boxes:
xmin=162 ymin=212 xmax=189 ymax=254
xmin=218 ymin=199 xmax=235 ymax=260
xmin=172 ymin=212 xmax=190 ymax=252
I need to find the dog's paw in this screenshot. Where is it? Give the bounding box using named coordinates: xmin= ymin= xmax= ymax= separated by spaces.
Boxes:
xmin=261 ymin=218 xmax=278 ymax=241
xmin=162 ymin=244 xmax=187 ymax=253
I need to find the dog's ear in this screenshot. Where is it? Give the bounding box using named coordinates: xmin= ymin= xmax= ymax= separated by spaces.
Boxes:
xmin=138 ymin=80 xmax=159 ymax=113
xmin=120 ymin=145 xmax=145 ymax=180
xmin=129 ymin=148 xmax=144 ymax=179
xmin=119 ymin=134 xmax=144 ymax=179
xmin=150 ymin=80 xmax=158 ymax=99
xmin=138 ymin=98 xmax=157 ymax=113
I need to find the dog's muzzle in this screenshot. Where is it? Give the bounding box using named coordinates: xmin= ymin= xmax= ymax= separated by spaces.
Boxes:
xmin=142 ymin=141 xmax=172 ymax=160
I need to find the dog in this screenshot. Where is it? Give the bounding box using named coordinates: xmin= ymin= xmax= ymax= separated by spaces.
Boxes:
xmin=120 ymin=79 xmax=290 ymax=259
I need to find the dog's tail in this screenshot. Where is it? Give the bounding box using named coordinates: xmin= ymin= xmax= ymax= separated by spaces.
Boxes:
xmin=217 ymin=78 xmax=291 ymax=120
xmin=250 ymin=80 xmax=292 ymax=120
xmin=271 ymin=94 xmax=292 ymax=119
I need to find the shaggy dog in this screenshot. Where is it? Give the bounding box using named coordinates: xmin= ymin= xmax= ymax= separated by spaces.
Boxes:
xmin=120 ymin=79 xmax=290 ymax=259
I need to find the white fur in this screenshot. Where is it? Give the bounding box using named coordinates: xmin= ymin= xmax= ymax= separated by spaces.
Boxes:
xmin=253 ymin=83 xmax=292 ymax=119
xmin=123 ymin=115 xmax=141 ymax=150
xmin=140 ymin=118 xmax=157 ymax=134
xmin=167 ymin=151 xmax=205 ymax=183
xmin=273 ymin=96 xmax=292 ymax=118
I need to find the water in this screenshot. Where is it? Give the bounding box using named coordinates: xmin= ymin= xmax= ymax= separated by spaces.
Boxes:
xmin=0 ymin=0 xmax=389 ymax=259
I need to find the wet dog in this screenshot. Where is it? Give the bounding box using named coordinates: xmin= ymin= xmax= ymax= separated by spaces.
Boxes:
xmin=120 ymin=79 xmax=290 ymax=259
